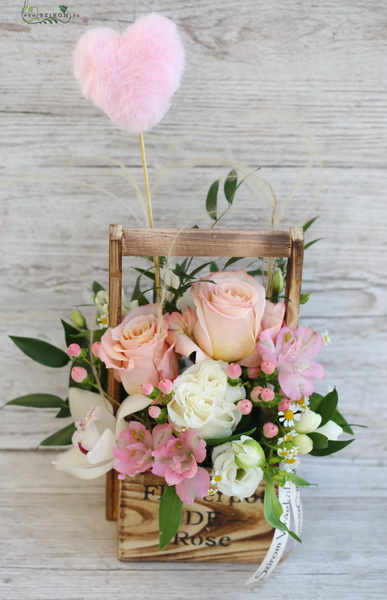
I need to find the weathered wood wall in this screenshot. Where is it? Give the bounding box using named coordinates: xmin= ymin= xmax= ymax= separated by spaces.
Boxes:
xmin=1 ymin=1 xmax=386 ymax=599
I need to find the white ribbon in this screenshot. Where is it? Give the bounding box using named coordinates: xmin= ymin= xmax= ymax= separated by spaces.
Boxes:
xmin=244 ymin=475 xmax=303 ymax=586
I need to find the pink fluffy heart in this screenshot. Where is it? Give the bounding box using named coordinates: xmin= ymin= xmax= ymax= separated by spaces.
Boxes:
xmin=73 ymin=13 xmax=185 ymax=133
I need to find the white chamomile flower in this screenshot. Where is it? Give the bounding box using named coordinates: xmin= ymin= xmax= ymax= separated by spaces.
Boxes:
xmin=294 ymin=396 xmax=310 ymax=411
xmin=277 ymin=430 xmax=297 ymax=445
xmin=211 ymin=472 xmax=223 ymax=486
xmin=283 ymin=455 xmax=300 ymax=470
xmin=97 ymin=313 xmax=109 ymax=329
xmin=278 ymin=405 xmax=302 ymax=427
xmin=277 ymin=445 xmax=298 ymax=460
xmin=321 ymin=330 xmax=331 ymax=345
xmin=207 ymin=488 xmax=217 ymax=496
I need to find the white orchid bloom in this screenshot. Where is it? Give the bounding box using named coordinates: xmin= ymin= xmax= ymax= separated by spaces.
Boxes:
xmin=52 ymin=388 xmax=151 ymax=480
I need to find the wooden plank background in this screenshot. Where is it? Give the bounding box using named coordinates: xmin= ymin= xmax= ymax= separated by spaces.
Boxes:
xmin=1 ymin=1 xmax=386 ymax=598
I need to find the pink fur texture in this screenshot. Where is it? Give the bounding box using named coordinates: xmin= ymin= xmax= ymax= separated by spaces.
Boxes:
xmin=73 ymin=13 xmax=185 ymax=133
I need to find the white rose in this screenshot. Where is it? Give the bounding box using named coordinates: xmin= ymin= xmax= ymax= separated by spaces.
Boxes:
xmin=294 ymin=409 xmax=322 ymax=434
xmin=212 ymin=442 xmax=263 ymax=498
xmin=167 ymin=360 xmax=244 ymax=439
xmin=315 ymin=420 xmax=343 ymax=440
xmin=232 ymin=436 xmax=266 ymax=469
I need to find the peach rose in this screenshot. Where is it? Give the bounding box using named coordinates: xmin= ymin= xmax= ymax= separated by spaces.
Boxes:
xmin=171 ymin=270 xmax=285 ymax=366
xmin=99 ymin=304 xmax=178 ymax=394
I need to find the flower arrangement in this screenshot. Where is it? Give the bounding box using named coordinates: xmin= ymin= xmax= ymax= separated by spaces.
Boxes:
xmin=6 ymin=12 xmax=356 ymax=578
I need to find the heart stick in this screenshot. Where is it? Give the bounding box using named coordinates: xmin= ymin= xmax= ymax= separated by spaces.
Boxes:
xmin=138 ymin=131 xmax=161 ymax=297
xmin=73 ymin=13 xmax=185 ymax=302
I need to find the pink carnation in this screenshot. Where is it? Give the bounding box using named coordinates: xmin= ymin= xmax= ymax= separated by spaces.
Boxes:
xmin=257 ymin=326 xmax=325 ymax=401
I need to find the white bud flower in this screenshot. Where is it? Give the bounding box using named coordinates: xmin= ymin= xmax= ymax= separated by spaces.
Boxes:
xmin=294 ymin=409 xmax=322 ymax=434
xmin=232 ymin=436 xmax=266 ymax=469
xmin=315 ymin=420 xmax=343 ymax=441
xmin=293 ymin=434 xmax=313 ymax=455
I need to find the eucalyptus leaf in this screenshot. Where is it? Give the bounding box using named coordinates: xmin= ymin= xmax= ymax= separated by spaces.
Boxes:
xmin=303 ymin=216 xmax=319 ymax=232
xmin=304 ymin=238 xmax=323 ymax=250
xmin=206 ymin=180 xmax=219 ymax=221
xmin=224 ymin=169 xmax=238 ymax=204
xmin=309 ymin=438 xmax=355 ymax=457
xmin=61 ymin=320 xmax=80 ymax=347
xmin=159 ymin=485 xmax=183 ymax=550
xmin=331 ymin=408 xmax=354 ymax=435
xmin=6 ymin=394 xmax=67 ymax=409
xmin=315 ymin=389 xmax=338 ymax=426
xmin=39 ymin=423 xmax=76 ymax=446
xmin=9 ymin=336 xmax=70 ymax=368
xmin=223 ymin=257 xmax=244 ymax=270
xmin=205 ymin=427 xmax=256 ymax=447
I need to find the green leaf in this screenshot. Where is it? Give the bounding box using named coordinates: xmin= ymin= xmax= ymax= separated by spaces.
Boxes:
xmin=309 ymin=438 xmax=355 ymax=457
xmin=223 ymin=256 xmax=244 ymax=270
xmin=61 ymin=319 xmax=80 ymax=347
xmin=205 ymin=427 xmax=257 ymax=447
xmin=315 ymin=389 xmax=338 ymax=426
xmin=308 ymin=432 xmax=329 ymax=449
xmin=131 ymin=276 xmax=149 ymax=305
xmin=188 ymin=261 xmax=214 ymax=278
xmin=308 ymin=392 xmax=323 ymax=411
xmin=304 ymin=238 xmax=323 ymax=250
xmin=286 ymin=473 xmax=317 ymax=487
xmin=303 ymin=216 xmax=319 ymax=232
xmin=39 ymin=423 xmax=76 ymax=446
xmin=331 ymin=408 xmax=354 ymax=435
xmin=133 ymin=267 xmax=156 ymax=281
xmin=263 ymin=473 xmax=301 ymax=543
xmin=209 ymin=261 xmax=219 ymax=272
xmin=9 ymin=336 xmax=70 ymax=368
xmin=206 ymin=179 xmax=219 ymax=221
xmin=159 ymin=485 xmax=183 ymax=550
xmin=224 ymin=169 xmax=238 ymax=204
xmin=55 ymin=405 xmax=71 ymax=418
xmin=92 ymin=281 xmax=105 ymax=296
xmin=6 ymin=393 xmax=67 ymax=409
xmin=70 ymin=328 xmax=106 ymax=343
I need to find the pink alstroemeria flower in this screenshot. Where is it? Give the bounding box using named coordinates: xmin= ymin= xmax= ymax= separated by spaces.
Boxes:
xmin=113 ymin=421 xmax=154 ymax=478
xmin=257 ymin=326 xmax=325 ymax=401
xmin=152 ymin=429 xmax=210 ymax=504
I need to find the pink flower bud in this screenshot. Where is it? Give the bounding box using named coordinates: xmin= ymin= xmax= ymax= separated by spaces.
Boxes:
xmin=237 ymin=399 xmax=253 ymax=415
xmin=263 ymin=422 xmax=279 ymax=438
xmin=247 ymin=366 xmax=261 ymax=379
xmin=159 ymin=379 xmax=174 ymax=394
xmin=148 ymin=405 xmax=161 ymax=419
xmin=278 ymin=398 xmax=292 ymax=412
xmin=91 ymin=342 xmax=101 ymax=357
xmin=141 ymin=383 xmax=154 ymax=396
xmin=71 ymin=366 xmax=88 ymax=383
xmin=250 ymin=386 xmax=263 ymax=402
xmin=226 ymin=363 xmax=242 ymax=379
xmin=67 ymin=343 xmax=81 ymax=357
xmin=261 ymin=361 xmax=276 ymax=375
xmin=261 ymin=388 xmax=275 ymax=402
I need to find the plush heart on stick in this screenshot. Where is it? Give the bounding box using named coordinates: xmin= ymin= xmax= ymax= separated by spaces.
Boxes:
xmin=73 ymin=13 xmax=185 ymax=133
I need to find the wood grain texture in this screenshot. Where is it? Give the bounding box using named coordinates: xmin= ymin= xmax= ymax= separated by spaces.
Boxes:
xmin=118 ymin=472 xmax=273 ymax=562
xmin=284 ymin=227 xmax=304 ymax=328
xmin=122 ymin=228 xmax=292 ymax=257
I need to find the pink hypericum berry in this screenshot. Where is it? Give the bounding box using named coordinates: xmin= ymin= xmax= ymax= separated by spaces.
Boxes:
xmin=141 ymin=383 xmax=154 ymax=396
xmin=263 ymin=422 xmax=279 ymax=438
xmin=91 ymin=342 xmax=101 ymax=357
xmin=261 ymin=361 xmax=276 ymax=375
xmin=159 ymin=379 xmax=174 ymax=394
xmin=148 ymin=405 xmax=161 ymax=419
xmin=278 ymin=398 xmax=292 ymax=412
xmin=237 ymin=399 xmax=253 ymax=415
xmin=261 ymin=388 xmax=275 ymax=402
xmin=226 ymin=363 xmax=242 ymax=379
xmin=247 ymin=366 xmax=261 ymax=379
xmin=250 ymin=386 xmax=263 ymax=402
xmin=71 ymin=366 xmax=88 ymax=383
xmin=67 ymin=343 xmax=81 ymax=357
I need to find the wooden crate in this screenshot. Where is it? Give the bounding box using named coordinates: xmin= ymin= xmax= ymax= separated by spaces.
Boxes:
xmin=107 ymin=226 xmax=304 ymax=561
xmin=118 ymin=472 xmax=273 ymax=562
